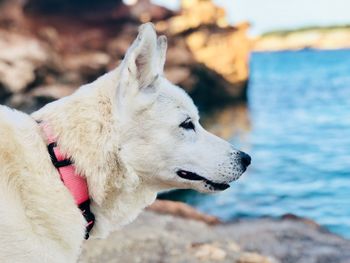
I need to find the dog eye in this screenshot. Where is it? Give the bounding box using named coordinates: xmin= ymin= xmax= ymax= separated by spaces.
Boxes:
xmin=180 ymin=119 xmax=195 ymax=131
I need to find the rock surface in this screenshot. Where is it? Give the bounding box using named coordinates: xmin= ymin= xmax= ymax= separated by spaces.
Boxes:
xmin=0 ymin=30 xmax=50 ymax=93
xmin=148 ymin=199 xmax=221 ymax=225
xmin=0 ymin=0 xmax=251 ymax=114
xmin=80 ymin=210 xmax=350 ymax=263
xmin=79 ymin=211 xmax=275 ymax=263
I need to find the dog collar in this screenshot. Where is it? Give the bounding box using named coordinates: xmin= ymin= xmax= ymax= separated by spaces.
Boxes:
xmin=38 ymin=121 xmax=95 ymax=239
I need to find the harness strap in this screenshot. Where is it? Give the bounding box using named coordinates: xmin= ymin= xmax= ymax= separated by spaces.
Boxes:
xmin=40 ymin=122 xmax=95 ymax=239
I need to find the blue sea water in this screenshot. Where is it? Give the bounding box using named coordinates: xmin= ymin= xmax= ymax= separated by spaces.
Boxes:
xmin=178 ymin=50 xmax=350 ymax=239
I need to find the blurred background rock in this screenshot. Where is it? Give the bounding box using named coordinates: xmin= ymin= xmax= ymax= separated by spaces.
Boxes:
xmin=0 ymin=0 xmax=250 ymax=121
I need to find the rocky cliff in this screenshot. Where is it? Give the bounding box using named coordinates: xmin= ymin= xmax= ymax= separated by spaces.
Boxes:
xmin=0 ymin=0 xmax=251 ymax=114
xmin=254 ymin=26 xmax=350 ymax=52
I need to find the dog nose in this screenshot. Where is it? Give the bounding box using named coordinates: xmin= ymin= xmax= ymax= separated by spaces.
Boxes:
xmin=239 ymin=151 xmax=251 ymax=168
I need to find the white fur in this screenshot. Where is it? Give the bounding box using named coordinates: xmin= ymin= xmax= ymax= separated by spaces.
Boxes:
xmin=0 ymin=23 xmax=248 ymax=262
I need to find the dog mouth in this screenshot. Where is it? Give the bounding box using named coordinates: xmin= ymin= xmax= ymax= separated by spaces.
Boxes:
xmin=176 ymin=170 xmax=230 ymax=191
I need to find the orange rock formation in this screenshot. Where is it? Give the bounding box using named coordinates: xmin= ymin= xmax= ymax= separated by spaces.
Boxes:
xmin=0 ymin=0 xmax=251 ymax=115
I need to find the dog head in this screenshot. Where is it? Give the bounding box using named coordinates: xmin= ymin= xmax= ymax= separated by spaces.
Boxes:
xmin=115 ymin=23 xmax=251 ymax=193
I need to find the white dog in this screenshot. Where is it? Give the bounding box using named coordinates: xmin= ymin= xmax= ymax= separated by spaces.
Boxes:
xmin=0 ymin=23 xmax=251 ymax=262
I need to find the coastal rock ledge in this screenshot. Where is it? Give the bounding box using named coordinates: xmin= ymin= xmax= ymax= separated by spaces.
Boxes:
xmin=80 ymin=210 xmax=350 ymax=263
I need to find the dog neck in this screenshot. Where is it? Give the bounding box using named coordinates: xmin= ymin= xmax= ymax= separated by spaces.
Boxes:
xmin=32 ymin=70 xmax=158 ymax=238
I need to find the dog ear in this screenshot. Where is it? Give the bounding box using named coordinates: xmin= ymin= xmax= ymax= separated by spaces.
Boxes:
xmin=157 ymin=35 xmax=167 ymax=74
xmin=119 ymin=23 xmax=159 ymax=95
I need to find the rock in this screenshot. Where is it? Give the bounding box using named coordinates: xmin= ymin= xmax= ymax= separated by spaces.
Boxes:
xmin=192 ymin=243 xmax=227 ymax=261
xmin=165 ymin=67 xmax=192 ymax=84
xmin=165 ymin=0 xmax=229 ymax=34
xmin=0 ymin=30 xmax=49 ymax=93
xmin=281 ymin=213 xmax=321 ymax=228
xmin=79 ymin=210 xmax=350 ymax=263
xmin=237 ymin=252 xmax=275 ymax=263
xmin=203 ymin=104 xmax=251 ymax=139
xmin=63 ymin=52 xmax=110 ymax=78
xmin=218 ymin=218 xmax=350 ymax=263
xmin=6 ymin=93 xmax=38 ymax=112
xmin=157 ymin=0 xmax=251 ymax=113
xmin=30 ymin=84 xmax=75 ymax=99
xmin=148 ymin=200 xmax=221 ymax=225
xmin=79 ymin=211 xmax=273 ymax=263
xmin=0 ymin=0 xmax=251 ymax=114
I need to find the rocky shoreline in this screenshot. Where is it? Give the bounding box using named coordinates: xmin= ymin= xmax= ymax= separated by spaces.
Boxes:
xmin=80 ymin=201 xmax=350 ymax=263
xmin=254 ymin=27 xmax=350 ymax=52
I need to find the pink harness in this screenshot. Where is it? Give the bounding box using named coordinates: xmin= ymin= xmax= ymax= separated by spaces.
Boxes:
xmin=39 ymin=122 xmax=95 ymax=239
